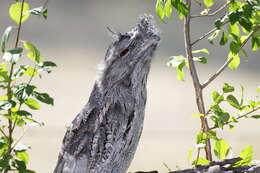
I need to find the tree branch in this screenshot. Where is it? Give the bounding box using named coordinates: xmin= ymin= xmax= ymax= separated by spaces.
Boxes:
xmin=184 ymin=0 xmax=212 ymax=161
xmin=210 ymin=106 xmax=260 ymax=130
xmin=191 ymin=20 xmax=229 ymax=46
xmin=202 ymin=25 xmax=260 ymax=88
xmin=191 ymin=2 xmax=230 ymax=18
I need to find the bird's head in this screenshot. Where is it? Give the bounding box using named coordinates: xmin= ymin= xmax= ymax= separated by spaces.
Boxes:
xmin=97 ymin=15 xmax=160 ymax=90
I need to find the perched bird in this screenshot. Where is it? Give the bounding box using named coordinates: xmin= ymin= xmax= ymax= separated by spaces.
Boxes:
xmin=54 ymin=15 xmax=160 ymax=173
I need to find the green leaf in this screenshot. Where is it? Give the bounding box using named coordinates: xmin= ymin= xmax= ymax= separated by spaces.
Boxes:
xmin=23 ymin=41 xmax=41 ymax=63
xmin=188 ymin=148 xmax=192 ymax=161
xmin=24 ymin=98 xmax=40 ymax=110
xmin=14 ymin=65 xmax=28 ymax=78
xmin=1 ymin=26 xmax=12 ymax=53
xmin=24 ymin=7 xmax=48 ymax=19
xmin=14 ymin=83 xmax=36 ymax=103
xmin=239 ymin=16 xmax=252 ymax=32
xmin=24 ymin=67 xmax=38 ymax=77
xmin=214 ymin=139 xmax=230 ymax=160
xmin=241 ymin=48 xmax=248 ymax=61
xmin=257 ymin=86 xmax=260 ymax=95
xmin=16 ymin=151 xmax=29 ymax=164
xmin=231 ymin=116 xmax=238 ymax=123
xmin=16 ymin=110 xmax=32 ymax=117
xmin=251 ymin=37 xmax=260 ymax=51
xmin=155 ymin=0 xmax=166 ymax=23
xmin=196 ymin=131 xmax=207 ymax=144
xmin=191 ymin=113 xmax=204 ymax=118
xmin=251 ymin=115 xmax=260 ymax=119
xmin=249 ymin=100 xmax=259 ymax=108
xmin=227 ymin=23 xmax=240 ymax=39
xmin=38 ymin=61 xmax=57 ymax=73
xmin=0 ymin=100 xmax=16 ymax=110
xmin=208 ymin=130 xmax=218 ymax=140
xmin=176 ymin=64 xmax=184 ymax=82
xmin=203 ymin=0 xmax=214 ymax=7
xmin=235 ymin=145 xmax=253 ymax=166
xmin=222 ymin=83 xmax=234 ymax=93
xmin=33 ymin=91 xmax=54 ymax=105
xmin=228 ymin=11 xmax=240 ymax=25
xmin=229 ymin=124 xmax=234 ymax=131
xmin=240 ymin=85 xmax=244 ymax=106
xmin=194 ymin=158 xmax=210 ymax=165
xmin=193 ymin=56 xmax=207 ymax=64
xmin=230 ymin=41 xmax=240 ymax=54
xmin=227 ymin=95 xmax=241 ymax=109
xmin=167 ymin=56 xmax=185 ymax=67
xmin=171 ymin=0 xmax=188 ymax=19
xmin=208 ymin=30 xmax=220 ymax=44
xmin=8 ymin=47 xmax=23 ymax=54
xmin=9 ymin=2 xmax=30 ymax=24
xmin=228 ymin=52 xmax=240 ymax=70
xmin=165 ymin=0 xmax=172 ymax=19
xmin=192 ymin=48 xmax=210 ymax=55
xmin=220 ymin=31 xmax=228 ymax=46
xmin=212 ymin=91 xmax=224 ymax=104
xmin=162 ymin=162 xmax=172 ymax=172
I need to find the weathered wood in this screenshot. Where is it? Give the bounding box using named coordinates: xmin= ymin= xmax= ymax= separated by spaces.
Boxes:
xmin=54 ymin=15 xmax=160 ymax=173
xmin=133 ymin=158 xmax=260 ymax=173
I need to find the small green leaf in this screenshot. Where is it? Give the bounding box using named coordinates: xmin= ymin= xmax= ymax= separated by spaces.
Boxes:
xmin=228 ymin=52 xmax=240 ymax=70
xmin=208 ymin=130 xmax=218 ymax=140
xmin=227 ymin=23 xmax=240 ymax=39
xmin=220 ymin=31 xmax=228 ymax=46
xmin=14 ymin=83 xmax=36 ymax=103
xmin=16 ymin=151 xmax=29 ymax=164
xmin=229 ymin=124 xmax=234 ymax=131
xmin=1 ymin=26 xmax=12 ymax=53
xmin=251 ymin=115 xmax=260 ymax=119
xmin=223 ymin=83 xmax=234 ymax=93
xmin=193 ymin=56 xmax=207 ymax=64
xmin=0 ymin=100 xmax=16 ymax=110
xmin=208 ymin=30 xmax=220 ymax=44
xmin=214 ymin=139 xmax=230 ymax=160
xmin=9 ymin=2 xmax=30 ymax=24
xmin=241 ymin=48 xmax=248 ymax=61
xmin=23 ymin=41 xmax=41 ymax=63
xmin=239 ymin=16 xmax=252 ymax=32
xmin=16 ymin=110 xmax=32 ymax=117
xmin=8 ymin=47 xmax=23 ymax=54
xmin=203 ymin=0 xmax=214 ymax=7
xmin=24 ymin=98 xmax=40 ymax=110
xmin=24 ymin=6 xmax=48 ymax=19
xmin=230 ymin=41 xmax=240 ymax=54
xmin=227 ymin=95 xmax=241 ymax=109
xmin=33 ymin=91 xmax=54 ymax=105
xmin=156 ymin=0 xmax=166 ymax=23
xmin=24 ymin=67 xmax=38 ymax=77
xmin=251 ymin=37 xmax=260 ymax=51
xmin=231 ymin=116 xmax=238 ymax=123
xmin=196 ymin=131 xmax=207 ymax=144
xmin=38 ymin=61 xmax=57 ymax=73
xmin=257 ymin=86 xmax=260 ymax=95
xmin=165 ymin=0 xmax=172 ymax=19
xmin=228 ymin=11 xmax=240 ymax=25
xmin=188 ymin=148 xmax=192 ymax=161
xmin=235 ymin=145 xmax=253 ymax=166
xmin=191 ymin=113 xmax=204 ymax=118
xmin=192 ymin=48 xmax=210 ymax=55
xmin=193 ymin=158 xmax=210 ymax=165
xmin=212 ymin=91 xmax=224 ymax=104
xmin=176 ymin=64 xmax=184 ymax=82
xmin=167 ymin=56 xmax=185 ymax=67
xmin=240 ymin=85 xmax=244 ymax=106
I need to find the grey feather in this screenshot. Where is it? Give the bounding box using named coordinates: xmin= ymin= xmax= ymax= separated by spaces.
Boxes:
xmin=54 ymin=14 xmax=160 ymax=173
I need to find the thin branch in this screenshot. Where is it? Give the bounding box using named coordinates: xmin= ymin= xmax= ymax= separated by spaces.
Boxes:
xmin=210 ymin=106 xmax=260 ymax=130
xmin=191 ymin=2 xmax=230 ymax=18
xmin=184 ymin=0 xmax=212 ymax=161
xmin=0 ymin=128 xmax=8 ymax=138
xmin=191 ymin=20 xmax=229 ymax=46
xmin=202 ymin=25 xmax=260 ymax=88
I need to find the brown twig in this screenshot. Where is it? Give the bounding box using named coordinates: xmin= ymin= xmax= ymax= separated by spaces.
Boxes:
xmin=210 ymin=106 xmax=260 ymax=130
xmin=191 ymin=20 xmax=229 ymax=46
xmin=184 ymin=0 xmax=212 ymax=161
xmin=202 ymin=25 xmax=260 ymax=88
xmin=191 ymin=2 xmax=230 ymax=18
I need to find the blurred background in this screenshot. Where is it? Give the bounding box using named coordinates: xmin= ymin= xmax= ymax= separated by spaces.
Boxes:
xmin=0 ymin=0 xmax=260 ymax=172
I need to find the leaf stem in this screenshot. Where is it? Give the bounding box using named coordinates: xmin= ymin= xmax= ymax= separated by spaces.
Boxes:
xmin=210 ymin=106 xmax=260 ymax=130
xmin=202 ymin=25 xmax=260 ymax=88
xmin=191 ymin=2 xmax=230 ymax=18
xmin=184 ymin=0 xmax=212 ymax=161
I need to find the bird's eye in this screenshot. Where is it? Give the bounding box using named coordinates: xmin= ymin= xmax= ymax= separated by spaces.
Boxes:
xmin=120 ymin=48 xmax=130 ymax=57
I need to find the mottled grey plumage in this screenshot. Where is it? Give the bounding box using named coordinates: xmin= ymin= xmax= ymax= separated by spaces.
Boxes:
xmin=54 ymin=15 xmax=160 ymax=173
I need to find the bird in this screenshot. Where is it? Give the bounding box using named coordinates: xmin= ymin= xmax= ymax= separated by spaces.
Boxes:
xmin=54 ymin=15 xmax=160 ymax=173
